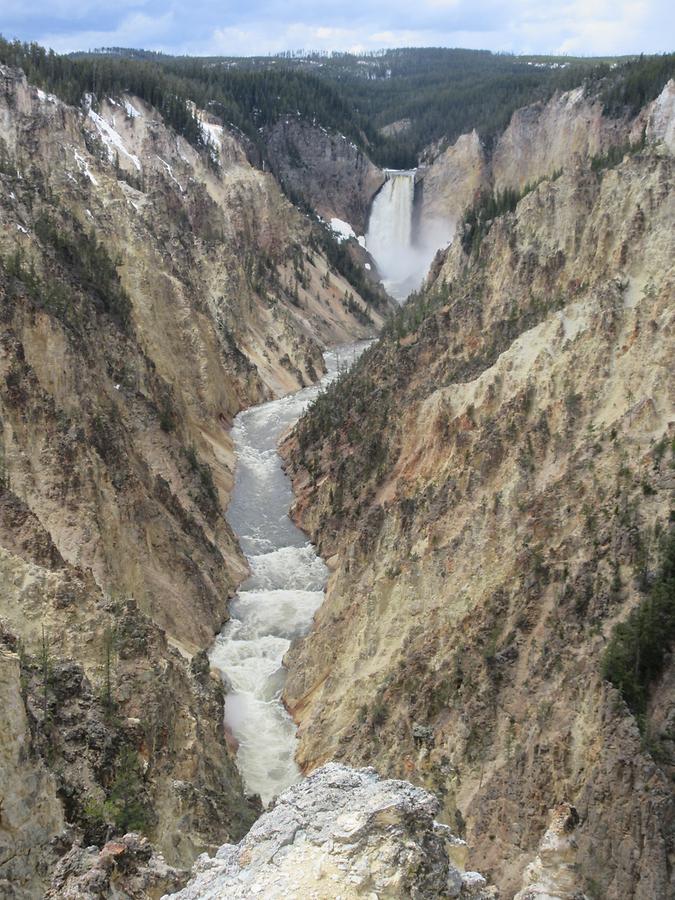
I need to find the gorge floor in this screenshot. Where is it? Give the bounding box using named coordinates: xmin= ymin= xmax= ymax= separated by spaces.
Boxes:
xmin=209 ymin=344 xmax=369 ymax=804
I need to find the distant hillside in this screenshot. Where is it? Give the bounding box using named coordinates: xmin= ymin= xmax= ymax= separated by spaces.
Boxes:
xmin=2 ymin=39 xmax=674 ymax=169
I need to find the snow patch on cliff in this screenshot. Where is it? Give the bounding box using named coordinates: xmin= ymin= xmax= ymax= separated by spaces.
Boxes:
xmin=329 ymin=217 xmax=366 ymax=247
xmin=123 ymin=99 xmax=141 ymax=119
xmin=88 ymin=110 xmax=142 ymax=171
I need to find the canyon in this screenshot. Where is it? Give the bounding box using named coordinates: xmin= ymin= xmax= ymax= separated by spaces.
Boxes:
xmin=0 ymin=60 xmax=387 ymax=896
xmin=0 ymin=46 xmax=673 ymax=900
xmin=282 ymin=79 xmax=675 ymax=898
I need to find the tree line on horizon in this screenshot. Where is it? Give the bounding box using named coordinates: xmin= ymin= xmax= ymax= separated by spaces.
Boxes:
xmin=1 ymin=38 xmax=672 ymax=170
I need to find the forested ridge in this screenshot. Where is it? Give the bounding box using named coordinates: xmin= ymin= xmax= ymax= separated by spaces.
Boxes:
xmin=296 ymin=48 xmax=675 ymax=161
xmin=0 ymin=37 xmax=370 ymax=157
xmin=1 ymin=38 xmax=673 ymax=169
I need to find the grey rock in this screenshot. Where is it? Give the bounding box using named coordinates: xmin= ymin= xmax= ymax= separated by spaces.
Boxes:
xmin=166 ymin=763 xmax=491 ymax=899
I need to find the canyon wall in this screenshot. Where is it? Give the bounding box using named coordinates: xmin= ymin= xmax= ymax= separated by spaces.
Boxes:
xmin=264 ymin=118 xmax=385 ymax=234
xmin=0 ymin=645 xmax=64 ymax=898
xmin=0 ymin=63 xmax=387 ymax=894
xmin=415 ymin=82 xmax=673 ymax=269
xmin=282 ymin=89 xmax=675 ymax=898
xmin=491 ymin=85 xmax=634 ymax=192
xmin=166 ymin=763 xmax=495 ymax=900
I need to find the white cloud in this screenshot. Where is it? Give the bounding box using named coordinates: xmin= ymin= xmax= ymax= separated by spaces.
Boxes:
xmin=37 ymin=11 xmax=175 ymax=54
xmin=6 ymin=0 xmax=673 ymax=56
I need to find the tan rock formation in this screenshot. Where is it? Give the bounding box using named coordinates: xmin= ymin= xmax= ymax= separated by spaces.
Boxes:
xmin=645 ymin=79 xmax=675 ymax=153
xmin=414 ymin=83 xmax=647 ymax=282
xmin=417 ymin=130 xmax=488 ymax=257
xmin=282 ymin=131 xmax=675 ymax=897
xmin=491 ymin=87 xmax=631 ymax=193
xmin=514 ymin=804 xmax=584 ymax=899
xmin=167 ymin=763 xmax=497 ymax=899
xmin=0 ymin=62 xmax=387 ymax=891
xmin=0 ymin=64 xmax=387 ymax=650
xmin=45 ymin=833 xmax=186 ymax=899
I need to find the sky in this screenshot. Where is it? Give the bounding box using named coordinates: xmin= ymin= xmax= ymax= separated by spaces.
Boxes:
xmin=2 ymin=0 xmax=673 ymax=58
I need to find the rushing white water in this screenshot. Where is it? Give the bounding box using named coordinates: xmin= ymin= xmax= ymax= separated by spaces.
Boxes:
xmin=366 ymin=169 xmax=417 ymax=300
xmin=366 ymin=168 xmax=454 ymax=302
xmin=209 ymin=344 xmax=366 ymax=805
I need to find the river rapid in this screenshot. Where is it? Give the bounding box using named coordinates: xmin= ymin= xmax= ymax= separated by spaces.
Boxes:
xmin=209 ymin=343 xmax=366 ymax=804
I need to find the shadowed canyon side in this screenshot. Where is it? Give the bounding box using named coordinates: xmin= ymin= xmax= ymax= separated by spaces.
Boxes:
xmin=282 ymin=82 xmax=675 ymax=899
xmin=0 ymin=61 xmax=388 ymax=895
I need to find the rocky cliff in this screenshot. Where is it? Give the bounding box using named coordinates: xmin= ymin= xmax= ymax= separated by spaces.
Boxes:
xmin=0 ymin=63 xmax=387 ymax=895
xmin=0 ymin=645 xmax=65 ymax=898
xmin=264 ymin=118 xmax=385 ymax=234
xmin=490 ymin=85 xmax=633 ymax=193
xmin=416 ymin=130 xmax=487 ymax=254
xmin=282 ymin=92 xmax=675 ymax=898
xmin=416 ymin=81 xmax=675 ymax=265
xmin=166 ymin=763 xmax=495 ymax=900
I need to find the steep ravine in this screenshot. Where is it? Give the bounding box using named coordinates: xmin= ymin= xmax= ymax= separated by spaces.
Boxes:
xmin=281 ymin=91 xmax=675 ymax=898
xmin=2 ymin=57 xmax=674 ymax=899
xmin=0 ymin=63 xmax=388 ymax=896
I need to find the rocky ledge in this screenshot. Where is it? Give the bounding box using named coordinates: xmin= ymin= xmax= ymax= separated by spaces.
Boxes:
xmin=165 ymin=763 xmax=494 ymax=899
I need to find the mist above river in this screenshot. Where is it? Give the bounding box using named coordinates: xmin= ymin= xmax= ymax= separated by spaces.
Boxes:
xmin=366 ymin=169 xmax=453 ymax=301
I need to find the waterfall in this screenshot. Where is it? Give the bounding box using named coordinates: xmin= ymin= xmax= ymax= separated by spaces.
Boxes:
xmin=366 ymin=170 xmax=416 ymax=300
xmin=366 ymin=168 xmax=455 ymax=302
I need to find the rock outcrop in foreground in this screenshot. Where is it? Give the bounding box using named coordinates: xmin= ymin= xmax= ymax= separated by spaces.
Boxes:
xmin=167 ymin=763 xmax=494 ymax=899
xmin=514 ymin=804 xmax=585 ymax=899
xmin=46 ymin=834 xmax=186 ymax=899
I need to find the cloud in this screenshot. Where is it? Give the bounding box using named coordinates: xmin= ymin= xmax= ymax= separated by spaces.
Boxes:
xmin=1 ymin=0 xmax=671 ymax=56
xmin=36 ymin=11 xmax=176 ymax=54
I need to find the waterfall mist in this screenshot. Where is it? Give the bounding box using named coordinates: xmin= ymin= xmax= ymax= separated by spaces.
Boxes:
xmin=366 ymin=169 xmax=453 ymax=302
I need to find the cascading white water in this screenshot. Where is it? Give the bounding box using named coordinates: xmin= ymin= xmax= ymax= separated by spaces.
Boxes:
xmin=366 ymin=168 xmax=455 ymax=302
xmin=209 ymin=344 xmax=367 ymax=805
xmin=366 ymin=169 xmax=417 ymax=300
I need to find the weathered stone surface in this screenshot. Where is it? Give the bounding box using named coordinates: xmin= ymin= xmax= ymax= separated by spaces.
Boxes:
xmin=0 ymin=61 xmax=384 ymax=879
xmin=0 ymin=648 xmax=65 ymax=899
xmin=167 ymin=763 xmax=495 ymax=899
xmin=417 ymin=130 xmax=488 ymax=249
xmin=491 ymin=86 xmax=631 ymax=192
xmin=282 ymin=98 xmax=675 ymax=898
xmin=414 ymin=83 xmax=649 ymax=284
xmin=264 ymin=119 xmax=385 ymax=234
xmin=645 ymin=79 xmax=675 ymax=153
xmin=45 ymin=833 xmax=187 ymax=899
xmin=514 ymin=804 xmax=585 ymax=899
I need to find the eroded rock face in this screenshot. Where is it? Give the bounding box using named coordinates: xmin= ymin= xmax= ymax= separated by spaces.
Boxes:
xmin=0 ymin=64 xmax=386 ymax=649
xmin=514 ymin=804 xmax=584 ymax=900
xmin=264 ymin=119 xmax=385 ymax=234
xmin=645 ymin=79 xmax=675 ymax=153
xmin=167 ymin=763 xmax=495 ymax=899
xmin=281 ymin=121 xmax=675 ymax=897
xmin=417 ymin=130 xmax=488 ymax=256
xmin=0 ymin=559 xmax=260 ymax=873
xmin=491 ymin=86 xmax=631 ymax=192
xmin=413 ymin=83 xmax=649 ymax=288
xmin=45 ymin=833 xmax=186 ymax=899
xmin=0 ymin=62 xmax=385 ymax=888
xmin=0 ymin=648 xmax=65 ymax=899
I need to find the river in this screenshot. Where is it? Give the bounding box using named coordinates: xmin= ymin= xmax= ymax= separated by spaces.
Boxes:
xmin=209 ymin=343 xmax=367 ymax=804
